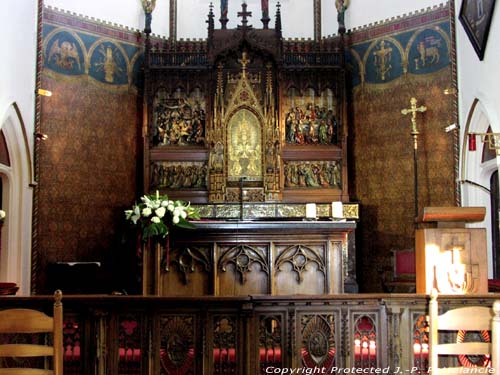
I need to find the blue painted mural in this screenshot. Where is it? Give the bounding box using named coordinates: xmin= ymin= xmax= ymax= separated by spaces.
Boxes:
xmin=43 ymin=25 xmax=142 ymax=86
xmin=44 ymin=27 xmax=85 ymax=76
xmin=348 ymin=21 xmax=451 ymax=87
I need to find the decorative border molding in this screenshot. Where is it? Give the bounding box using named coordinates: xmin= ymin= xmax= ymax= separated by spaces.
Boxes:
xmin=193 ymin=203 xmax=359 ymax=220
xmin=44 ymin=6 xmax=141 ymax=43
xmin=348 ymin=3 xmax=449 ymax=44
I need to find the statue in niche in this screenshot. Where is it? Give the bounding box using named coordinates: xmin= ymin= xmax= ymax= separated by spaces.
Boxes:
xmin=210 ymin=142 xmax=224 ymax=172
xmin=228 ymin=109 xmax=261 ymax=180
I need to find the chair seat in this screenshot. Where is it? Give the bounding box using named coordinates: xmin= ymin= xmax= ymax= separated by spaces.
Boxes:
xmin=0 ymin=290 xmax=62 ymax=375
xmin=489 ymin=279 xmax=500 ymax=292
xmin=0 ymin=369 xmax=53 ymax=375
xmin=0 ymin=282 xmax=18 ymax=295
xmin=429 ymin=289 xmax=500 ymax=373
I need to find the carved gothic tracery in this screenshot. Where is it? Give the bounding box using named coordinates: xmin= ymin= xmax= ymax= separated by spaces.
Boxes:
xmin=168 ymin=246 xmax=212 ymax=285
xmin=275 ymin=244 xmax=326 ymax=283
xmin=259 ymin=315 xmax=283 ymax=369
xmin=353 ymin=314 xmax=378 ymax=368
xmin=213 ymin=315 xmax=237 ymax=374
xmin=219 ymin=244 xmax=269 ymax=284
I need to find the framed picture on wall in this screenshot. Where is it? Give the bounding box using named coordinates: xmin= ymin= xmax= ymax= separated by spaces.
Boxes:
xmin=459 ymin=0 xmax=497 ymax=60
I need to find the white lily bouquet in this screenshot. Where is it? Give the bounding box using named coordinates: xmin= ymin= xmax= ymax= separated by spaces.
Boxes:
xmin=125 ymin=191 xmax=199 ymax=240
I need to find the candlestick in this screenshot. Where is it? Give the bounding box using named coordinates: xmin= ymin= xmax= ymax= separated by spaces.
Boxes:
xmin=369 ymin=340 xmax=376 ymax=359
xmin=354 ymin=339 xmax=361 ymax=361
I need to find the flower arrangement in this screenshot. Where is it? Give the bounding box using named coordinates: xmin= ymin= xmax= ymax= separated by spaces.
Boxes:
xmin=125 ymin=191 xmax=199 ymax=240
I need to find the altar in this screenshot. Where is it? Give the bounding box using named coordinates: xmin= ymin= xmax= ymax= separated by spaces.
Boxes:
xmin=142 ymin=220 xmax=357 ymax=296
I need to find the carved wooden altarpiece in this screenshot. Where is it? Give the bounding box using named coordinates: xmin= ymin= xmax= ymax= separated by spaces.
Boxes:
xmin=143 ymin=3 xmax=348 ymax=209
xmin=141 ymin=3 xmax=356 ymax=297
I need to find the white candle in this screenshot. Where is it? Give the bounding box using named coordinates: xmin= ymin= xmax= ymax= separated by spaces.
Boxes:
xmin=332 ymin=201 xmax=343 ymax=218
xmin=305 ymin=203 xmax=316 ymax=219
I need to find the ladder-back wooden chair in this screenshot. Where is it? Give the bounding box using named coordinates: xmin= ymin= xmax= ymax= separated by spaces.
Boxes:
xmin=0 ymin=290 xmax=63 ymax=375
xmin=429 ymin=289 xmax=500 ymax=374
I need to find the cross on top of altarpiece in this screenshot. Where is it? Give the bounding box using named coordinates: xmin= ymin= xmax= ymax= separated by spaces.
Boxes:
xmin=237 ymin=2 xmax=253 ymax=29
xmin=238 ymin=51 xmax=250 ymax=77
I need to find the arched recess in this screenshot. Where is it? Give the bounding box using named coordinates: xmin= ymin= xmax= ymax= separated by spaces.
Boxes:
xmin=461 ymin=98 xmax=499 ymax=278
xmin=227 ymin=107 xmax=263 ymax=182
xmin=0 ymin=102 xmax=34 ymax=295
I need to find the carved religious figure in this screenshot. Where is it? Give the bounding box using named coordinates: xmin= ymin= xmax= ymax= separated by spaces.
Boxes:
xmin=335 ymin=0 xmax=350 ymax=33
xmin=141 ymin=0 xmax=156 ymax=33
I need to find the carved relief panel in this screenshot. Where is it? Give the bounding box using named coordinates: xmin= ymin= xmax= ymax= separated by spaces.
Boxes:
xmin=284 ymin=87 xmax=339 ymax=146
xmin=159 ymin=315 xmax=197 ymax=375
xmin=298 ymin=312 xmax=340 ymax=370
xmin=151 ymin=161 xmax=208 ymax=190
xmin=151 ymin=86 xmax=206 ymax=147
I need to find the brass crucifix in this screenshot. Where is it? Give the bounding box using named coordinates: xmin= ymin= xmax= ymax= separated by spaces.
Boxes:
xmin=401 ymin=97 xmax=427 ymax=220
xmin=401 ymin=97 xmax=427 ymax=150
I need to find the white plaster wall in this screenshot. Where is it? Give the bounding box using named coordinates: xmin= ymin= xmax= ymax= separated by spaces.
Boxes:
xmin=43 ymin=0 xmax=447 ymax=39
xmin=456 ymin=0 xmax=500 ymax=278
xmin=0 ymin=0 xmax=37 ymax=294
xmin=0 ymin=0 xmax=37 ymax=140
xmin=456 ymin=0 xmax=500 ymax=133
xmin=45 ymin=0 xmax=159 ymax=35
xmin=346 ymin=0 xmax=446 ymax=32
